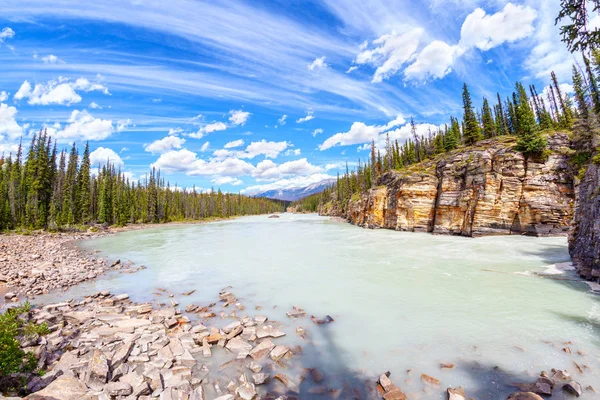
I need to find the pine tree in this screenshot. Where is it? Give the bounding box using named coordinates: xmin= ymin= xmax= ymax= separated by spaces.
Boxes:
xmin=77 ymin=142 xmax=91 ymax=223
xmin=572 ymin=64 xmax=598 ymax=152
xmin=462 ymin=83 xmax=483 ymax=145
xmin=481 ymin=98 xmax=496 ymax=138
xmin=515 ymin=82 xmax=546 ymax=155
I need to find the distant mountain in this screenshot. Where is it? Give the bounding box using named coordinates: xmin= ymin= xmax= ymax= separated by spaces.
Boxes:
xmin=254 ymin=178 xmax=335 ymax=201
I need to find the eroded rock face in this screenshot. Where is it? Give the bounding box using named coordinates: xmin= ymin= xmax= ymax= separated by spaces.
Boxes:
xmin=330 ymin=134 xmax=575 ymax=237
xmin=569 ymin=162 xmax=600 ymax=280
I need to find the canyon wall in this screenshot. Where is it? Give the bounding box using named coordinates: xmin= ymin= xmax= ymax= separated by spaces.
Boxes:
xmin=325 ymin=133 xmax=575 ymax=237
xmin=569 ymin=162 xmax=600 ymax=280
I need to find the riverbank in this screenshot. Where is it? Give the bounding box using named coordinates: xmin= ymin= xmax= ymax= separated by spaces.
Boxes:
xmin=0 ymin=217 xmax=598 ymax=399
xmin=0 ymin=218 xmax=240 ymax=300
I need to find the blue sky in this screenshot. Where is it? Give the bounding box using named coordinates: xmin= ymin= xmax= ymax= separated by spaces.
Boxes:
xmin=0 ymin=0 xmax=580 ymax=194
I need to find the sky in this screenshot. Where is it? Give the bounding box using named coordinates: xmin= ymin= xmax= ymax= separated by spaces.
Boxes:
xmin=0 ymin=0 xmax=581 ymax=194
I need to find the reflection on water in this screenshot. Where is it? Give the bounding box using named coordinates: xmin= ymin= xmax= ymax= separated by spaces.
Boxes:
xmin=37 ymin=214 xmax=600 ymax=399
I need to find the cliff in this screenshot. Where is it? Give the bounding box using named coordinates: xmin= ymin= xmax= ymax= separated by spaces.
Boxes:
xmin=323 ymin=133 xmax=575 ymax=237
xmin=569 ymin=162 xmax=600 ymax=280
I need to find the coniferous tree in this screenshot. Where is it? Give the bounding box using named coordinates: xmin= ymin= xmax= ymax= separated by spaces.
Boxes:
xmin=515 ymin=82 xmax=547 ymax=154
xmin=481 ymin=98 xmax=496 ymax=138
xmin=462 ymin=83 xmax=483 ymax=145
xmin=77 ymin=142 xmax=91 ymax=223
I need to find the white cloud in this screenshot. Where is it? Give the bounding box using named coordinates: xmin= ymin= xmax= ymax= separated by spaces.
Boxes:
xmin=229 ymin=109 xmax=251 ymax=126
xmin=245 ymin=173 xmax=335 ymax=194
xmin=214 ymin=139 xmax=289 ymax=159
xmin=308 ymin=56 xmax=327 ymax=71
xmin=90 ymin=147 xmax=124 ymax=167
xmin=41 ymin=54 xmax=64 ymax=64
xmin=200 ymin=141 xmax=210 ymax=152
xmin=189 ymin=121 xmax=227 ymax=138
xmin=525 ymin=0 xmax=576 ymax=81
xmin=89 ymin=101 xmax=101 ymax=109
xmin=319 ymin=115 xmax=404 ymax=150
xmin=296 ymin=110 xmax=314 ymax=123
xmin=0 ymin=27 xmax=15 ymax=43
xmin=224 ymin=139 xmax=244 ymax=148
xmin=55 ymin=109 xmax=114 ymax=141
xmin=0 ymin=91 xmax=8 ymax=102
xmin=117 ymin=119 xmax=131 ymax=132
xmin=252 ymin=158 xmax=323 ymax=181
xmin=144 ymin=135 xmax=186 ymax=154
xmin=120 ymin=147 xmax=129 ymax=153
xmin=459 ymin=3 xmax=537 ymax=51
xmin=404 ymin=40 xmax=459 ymax=82
xmin=151 ymin=149 xmax=254 ymax=177
xmin=404 ymin=3 xmax=537 ymax=83
xmin=356 ymin=28 xmax=424 ymax=83
xmin=13 ymin=77 xmax=110 ymax=106
xmin=212 ymin=176 xmax=243 ymax=186
xmin=312 ymin=128 xmax=323 ymax=137
xmin=285 ymin=148 xmax=301 ymax=156
xmin=346 ymin=66 xmax=358 ymax=73
xmin=0 ymin=103 xmax=23 ymax=141
xmin=277 ymin=114 xmax=287 ymax=126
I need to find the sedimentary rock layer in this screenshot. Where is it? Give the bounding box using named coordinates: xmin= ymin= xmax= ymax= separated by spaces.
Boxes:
xmin=569 ymin=162 xmax=600 ymax=279
xmin=329 ymin=133 xmax=575 ymax=237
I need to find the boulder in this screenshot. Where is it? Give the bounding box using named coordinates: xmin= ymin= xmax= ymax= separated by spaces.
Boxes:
xmin=106 ymin=381 xmax=133 ymax=396
xmin=270 ymin=345 xmax=289 ymax=361
xmin=235 ymin=382 xmax=257 ymax=400
xmin=85 ymin=349 xmax=109 ymax=390
xmin=226 ymin=337 xmax=253 ymax=353
xmin=249 ymin=339 xmax=275 ymax=361
xmin=26 ymin=376 xmax=88 ymax=400
xmin=256 ymin=325 xmax=285 ymax=339
xmin=563 ymin=381 xmax=582 ymax=397
xmin=447 ymin=387 xmax=466 ymax=400
xmin=506 ymin=393 xmax=544 ymax=400
xmin=253 ymin=373 xmax=270 ymax=385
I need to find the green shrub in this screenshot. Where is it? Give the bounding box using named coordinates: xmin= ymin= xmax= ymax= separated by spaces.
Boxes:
xmin=0 ymin=303 xmax=47 ymax=392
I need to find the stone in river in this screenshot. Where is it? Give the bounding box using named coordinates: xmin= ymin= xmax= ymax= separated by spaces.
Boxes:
xmin=311 ymin=368 xmax=324 ymax=383
xmin=226 ymin=337 xmax=253 ymax=353
xmin=248 ymin=361 xmax=262 ymax=373
xmin=4 ymin=292 xmax=16 ymax=299
xmin=563 ymin=381 xmax=582 ymax=397
xmin=440 ymin=362 xmax=455 ymax=369
xmin=378 ymin=372 xmax=395 ymax=392
xmin=249 ymin=339 xmax=275 ymax=361
xmin=274 ymin=374 xmax=300 ymax=394
xmin=506 ymin=393 xmax=544 ymax=400
xmin=420 ymin=373 xmax=440 ymax=387
xmin=447 ymin=387 xmax=466 ymax=400
xmin=286 ymin=306 xmax=306 ymax=318
xmin=85 ymin=349 xmax=109 ymax=390
xmin=235 ymin=382 xmax=257 ymax=400
xmin=270 ymin=345 xmax=289 ymax=361
xmin=256 ymin=325 xmax=285 ymax=339
xmin=253 ymin=372 xmax=270 ymax=385
xmin=311 ymin=315 xmax=334 ymax=324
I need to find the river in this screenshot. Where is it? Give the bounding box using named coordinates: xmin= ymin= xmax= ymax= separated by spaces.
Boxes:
xmin=40 ymin=213 xmax=600 ymax=399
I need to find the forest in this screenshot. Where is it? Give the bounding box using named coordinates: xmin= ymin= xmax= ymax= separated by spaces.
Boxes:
xmin=291 ymin=56 xmax=600 ymax=214
xmin=0 ymin=135 xmax=285 ymax=231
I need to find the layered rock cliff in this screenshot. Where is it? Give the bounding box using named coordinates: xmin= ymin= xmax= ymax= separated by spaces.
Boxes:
xmin=324 ymin=133 xmax=575 ymax=237
xmin=569 ymin=162 xmax=600 ymax=279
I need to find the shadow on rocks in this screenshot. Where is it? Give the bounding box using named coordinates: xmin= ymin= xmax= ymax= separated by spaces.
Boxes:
xmin=294 ymin=324 xmax=380 ymax=399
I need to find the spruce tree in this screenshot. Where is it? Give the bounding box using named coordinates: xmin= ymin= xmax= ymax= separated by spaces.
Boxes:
xmin=77 ymin=142 xmax=91 ymax=223
xmin=481 ymin=98 xmax=496 ymax=138
xmin=462 ymin=83 xmax=483 ymax=145
xmin=515 ymin=82 xmax=546 ymax=155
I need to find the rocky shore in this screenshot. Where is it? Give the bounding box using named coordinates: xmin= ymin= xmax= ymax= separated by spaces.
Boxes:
xmin=0 ymin=230 xmax=597 ymax=399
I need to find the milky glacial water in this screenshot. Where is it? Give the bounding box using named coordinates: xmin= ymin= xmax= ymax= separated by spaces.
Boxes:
xmin=42 ymin=214 xmax=600 ymax=398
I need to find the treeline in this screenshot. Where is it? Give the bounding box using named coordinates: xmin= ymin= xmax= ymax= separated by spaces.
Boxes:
xmin=0 ymin=132 xmax=285 ymax=230
xmin=292 ymin=58 xmax=600 ymax=214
